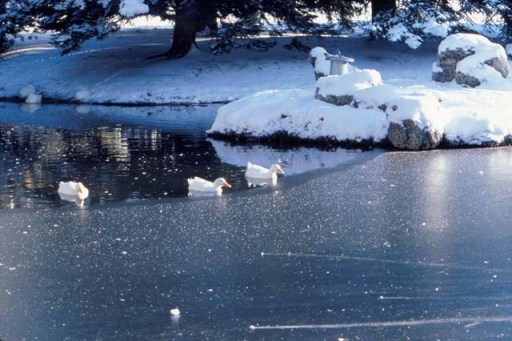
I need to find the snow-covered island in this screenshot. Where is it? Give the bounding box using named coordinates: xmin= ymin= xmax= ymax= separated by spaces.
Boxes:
xmin=209 ymin=33 xmax=512 ymax=150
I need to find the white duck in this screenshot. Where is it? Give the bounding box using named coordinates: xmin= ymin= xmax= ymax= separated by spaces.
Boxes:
xmin=245 ymin=162 xmax=284 ymax=180
xmin=58 ymin=181 xmax=89 ymax=199
xmin=58 ymin=181 xmax=89 ymax=207
xmin=187 ymin=177 xmax=231 ymax=195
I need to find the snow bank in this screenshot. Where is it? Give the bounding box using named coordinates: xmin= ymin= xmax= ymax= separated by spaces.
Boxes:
xmin=209 ymin=82 xmax=512 ymax=149
xmin=208 ymin=89 xmax=388 ymax=143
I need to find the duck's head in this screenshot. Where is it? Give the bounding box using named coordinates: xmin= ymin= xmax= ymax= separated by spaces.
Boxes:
xmin=270 ymin=164 xmax=285 ymax=175
xmin=76 ymin=182 xmax=89 ymax=200
xmin=214 ymin=178 xmax=232 ymax=189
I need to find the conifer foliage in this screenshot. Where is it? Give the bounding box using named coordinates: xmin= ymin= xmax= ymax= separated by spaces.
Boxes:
xmin=1 ymin=0 xmax=511 ymax=57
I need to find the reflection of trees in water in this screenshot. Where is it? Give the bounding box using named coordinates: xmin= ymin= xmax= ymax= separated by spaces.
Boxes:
xmin=0 ymin=123 xmax=233 ymax=208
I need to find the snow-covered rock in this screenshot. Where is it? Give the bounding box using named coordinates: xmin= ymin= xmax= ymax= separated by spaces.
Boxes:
xmin=309 ymin=47 xmax=327 ymax=67
xmin=19 ymin=85 xmax=36 ymax=100
xmin=356 ymin=87 xmax=444 ymax=149
xmin=432 ymin=33 xmax=509 ymax=87
xmin=25 ymin=93 xmax=42 ymax=104
xmin=315 ymin=69 xmax=382 ymax=106
xmin=309 ymin=47 xmax=330 ymax=80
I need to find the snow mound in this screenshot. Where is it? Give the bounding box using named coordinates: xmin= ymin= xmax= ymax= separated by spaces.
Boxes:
xmin=316 ymin=70 xmax=382 ymax=98
xmin=438 ymin=33 xmax=496 ymax=54
xmin=388 ymin=92 xmax=441 ymax=127
xmin=208 ymin=89 xmax=388 ymax=143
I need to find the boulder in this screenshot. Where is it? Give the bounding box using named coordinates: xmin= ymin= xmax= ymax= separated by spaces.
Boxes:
xmin=432 ymin=48 xmax=474 ymax=82
xmin=315 ymin=69 xmax=382 ymax=106
xmin=432 ymin=33 xmax=509 ymax=87
xmin=388 ymin=119 xmax=443 ymax=150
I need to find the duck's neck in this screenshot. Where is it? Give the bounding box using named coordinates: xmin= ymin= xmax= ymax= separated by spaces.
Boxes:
xmin=268 ymin=170 xmax=278 ymax=179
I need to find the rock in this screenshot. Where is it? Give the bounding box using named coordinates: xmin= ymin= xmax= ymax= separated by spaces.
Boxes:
xmin=315 ymin=69 xmax=382 ymax=106
xmin=454 ymin=72 xmax=481 ymax=88
xmin=315 ymin=92 xmax=354 ymax=106
xmin=432 ymin=33 xmax=509 ymax=87
xmin=432 ymin=48 xmax=474 ymax=82
xmin=387 ymin=119 xmax=443 ymax=150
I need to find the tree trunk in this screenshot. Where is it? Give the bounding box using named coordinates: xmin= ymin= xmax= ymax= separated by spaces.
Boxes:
xmin=166 ymin=10 xmax=198 ymax=58
xmin=371 ymin=0 xmax=396 ymax=20
xmin=166 ymin=2 xmax=217 ymax=58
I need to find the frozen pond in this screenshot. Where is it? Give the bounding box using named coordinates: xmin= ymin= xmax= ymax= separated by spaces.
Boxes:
xmin=2 ymin=141 xmax=512 ymax=339
xmin=0 ymin=103 xmax=371 ymax=208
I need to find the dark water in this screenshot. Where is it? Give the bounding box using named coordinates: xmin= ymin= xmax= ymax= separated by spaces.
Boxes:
xmin=0 ymin=103 xmax=368 ymax=209
xmin=2 ymin=146 xmax=512 ymax=340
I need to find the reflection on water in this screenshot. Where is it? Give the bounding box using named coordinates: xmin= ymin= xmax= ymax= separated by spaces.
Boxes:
xmin=0 ymin=103 xmax=376 ymax=209
xmin=210 ymin=139 xmax=370 ymax=175
xmin=0 ymin=103 xmax=237 ymax=208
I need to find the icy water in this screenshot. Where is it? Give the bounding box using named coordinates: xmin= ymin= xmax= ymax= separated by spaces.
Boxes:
xmin=2 ymin=131 xmax=512 ymax=340
xmin=0 ymin=103 xmax=370 ymax=209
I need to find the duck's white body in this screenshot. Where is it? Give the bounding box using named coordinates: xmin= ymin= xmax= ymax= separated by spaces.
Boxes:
xmin=245 ymin=176 xmax=276 ymax=188
xmin=170 ymin=308 xmax=181 ymax=317
xmin=187 ymin=177 xmax=231 ymax=195
xmin=245 ymin=162 xmax=284 ymax=180
xmin=58 ymin=181 xmax=89 ymax=199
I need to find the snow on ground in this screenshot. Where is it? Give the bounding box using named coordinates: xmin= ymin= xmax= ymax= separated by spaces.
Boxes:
xmin=0 ymin=29 xmax=438 ymax=105
xmin=3 ymin=28 xmax=511 ymax=148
